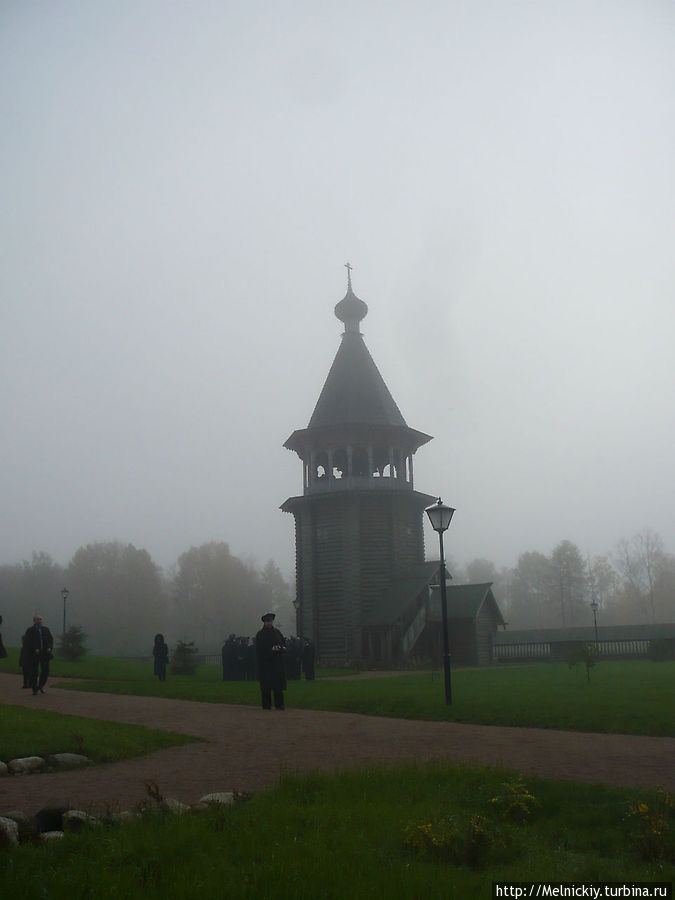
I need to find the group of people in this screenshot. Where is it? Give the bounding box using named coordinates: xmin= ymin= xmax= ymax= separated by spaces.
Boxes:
xmin=221 ymin=631 xmax=315 ymax=684
xmin=220 ymin=634 xmax=257 ymax=681
xmin=1 ymin=611 xmax=307 ymax=714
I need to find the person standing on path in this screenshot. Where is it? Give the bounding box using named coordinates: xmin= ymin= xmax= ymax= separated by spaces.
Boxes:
xmin=255 ymin=613 xmax=286 ymax=710
xmin=152 ymin=633 xmax=169 ymax=682
xmin=23 ymin=614 xmax=54 ymax=695
xmin=0 ymin=614 xmax=7 ymax=660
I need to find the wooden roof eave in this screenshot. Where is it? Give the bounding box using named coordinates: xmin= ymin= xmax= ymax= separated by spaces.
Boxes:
xmin=284 ymin=424 xmax=433 ymax=458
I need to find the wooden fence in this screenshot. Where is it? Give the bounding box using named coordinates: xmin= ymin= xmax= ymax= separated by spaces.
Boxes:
xmin=493 ymin=639 xmax=655 ymax=663
xmin=195 ymin=654 xmax=222 ymax=667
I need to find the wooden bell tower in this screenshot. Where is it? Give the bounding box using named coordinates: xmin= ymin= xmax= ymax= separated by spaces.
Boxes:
xmin=281 ymin=269 xmax=436 ymax=664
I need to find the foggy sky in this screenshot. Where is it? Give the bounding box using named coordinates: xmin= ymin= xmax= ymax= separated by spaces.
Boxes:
xmin=2 ymin=1 xmax=674 ymax=580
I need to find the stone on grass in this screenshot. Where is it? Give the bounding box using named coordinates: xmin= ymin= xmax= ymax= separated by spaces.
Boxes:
xmin=47 ymin=753 xmax=91 ymax=770
xmin=117 ymin=810 xmax=140 ymax=823
xmin=8 ymin=756 xmax=45 ymax=775
xmin=159 ymin=797 xmax=190 ymax=815
xmin=39 ymin=831 xmax=64 ymax=842
xmin=0 ymin=761 xmax=8 ymax=777
xmin=0 ymin=816 xmax=19 ymax=848
xmin=196 ymin=792 xmax=235 ymax=807
xmin=3 ymin=811 xmax=38 ymax=841
xmin=63 ymin=810 xmax=99 ymax=833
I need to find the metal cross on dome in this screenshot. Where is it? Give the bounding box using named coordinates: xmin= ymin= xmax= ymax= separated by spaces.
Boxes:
xmin=344 ymin=261 xmax=353 ymax=290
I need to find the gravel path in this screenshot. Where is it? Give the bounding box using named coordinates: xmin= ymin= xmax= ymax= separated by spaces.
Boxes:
xmin=1 ymin=673 xmax=673 ymax=815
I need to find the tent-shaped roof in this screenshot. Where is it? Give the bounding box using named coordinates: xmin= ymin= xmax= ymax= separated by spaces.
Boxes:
xmin=284 ymin=278 xmax=432 ymax=455
xmin=308 ymin=329 xmax=407 ymax=429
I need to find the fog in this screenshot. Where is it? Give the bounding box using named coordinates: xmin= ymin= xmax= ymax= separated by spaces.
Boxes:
xmin=2 ymin=1 xmax=673 ymax=581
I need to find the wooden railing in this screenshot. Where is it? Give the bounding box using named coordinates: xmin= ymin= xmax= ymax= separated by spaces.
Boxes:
xmin=195 ymin=654 xmax=222 ymax=666
xmin=493 ymin=639 xmax=653 ymax=662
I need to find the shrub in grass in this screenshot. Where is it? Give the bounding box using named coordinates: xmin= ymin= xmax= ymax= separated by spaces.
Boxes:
xmin=625 ymin=786 xmax=675 ymax=862
xmin=170 ymin=640 xmax=198 ymax=675
xmin=404 ymin=813 xmax=509 ymax=868
xmin=568 ymin=642 xmax=597 ymax=683
xmin=405 ymin=774 xmax=537 ymax=868
xmin=488 ymin=775 xmax=538 ymax=823
xmin=57 ymin=625 xmax=88 ymax=661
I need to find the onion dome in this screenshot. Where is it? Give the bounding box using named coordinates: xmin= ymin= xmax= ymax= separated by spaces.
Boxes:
xmin=334 ymin=263 xmax=368 ymax=333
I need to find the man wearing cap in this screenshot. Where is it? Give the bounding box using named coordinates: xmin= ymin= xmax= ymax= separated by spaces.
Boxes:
xmin=255 ymin=613 xmax=286 ymax=710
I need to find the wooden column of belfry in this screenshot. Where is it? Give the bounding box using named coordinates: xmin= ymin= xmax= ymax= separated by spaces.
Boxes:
xmin=281 ymin=268 xmax=437 ymax=665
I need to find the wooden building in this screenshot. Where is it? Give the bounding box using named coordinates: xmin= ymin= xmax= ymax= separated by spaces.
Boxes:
xmin=281 ymin=273 xmax=506 ymax=666
xmin=428 ymin=582 xmax=505 ymax=667
xmin=366 ymin=579 xmax=505 ymax=667
xmin=281 ymin=273 xmax=436 ymax=664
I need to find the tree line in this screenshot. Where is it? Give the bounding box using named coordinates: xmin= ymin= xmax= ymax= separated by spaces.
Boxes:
xmin=451 ymin=529 xmax=675 ymax=629
xmin=0 ymin=542 xmax=293 ymax=657
xmin=1 ymin=529 xmax=672 ymax=657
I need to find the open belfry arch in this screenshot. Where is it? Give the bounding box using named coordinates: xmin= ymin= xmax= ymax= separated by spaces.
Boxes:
xmin=281 ymin=268 xmax=439 ymax=665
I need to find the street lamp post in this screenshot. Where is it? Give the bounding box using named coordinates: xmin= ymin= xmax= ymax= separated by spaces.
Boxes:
xmin=61 ymin=587 xmax=69 ymax=636
xmin=425 ymin=498 xmax=456 ymax=706
xmin=292 ymin=598 xmax=301 ymax=636
xmin=590 ymin=597 xmax=599 ymax=651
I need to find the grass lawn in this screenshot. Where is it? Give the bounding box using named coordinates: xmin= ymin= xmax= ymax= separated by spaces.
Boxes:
xmin=1 ymin=653 xmax=673 ymax=897
xmin=0 ymin=704 xmax=199 ymax=764
xmin=1 ymin=762 xmax=673 ymax=899
xmin=2 ymin=652 xmax=669 ymax=736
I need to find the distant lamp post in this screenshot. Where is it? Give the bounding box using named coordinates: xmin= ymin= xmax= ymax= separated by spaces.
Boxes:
xmin=293 ymin=598 xmax=301 ymax=636
xmin=61 ymin=587 xmax=70 ymax=636
xmin=425 ymin=498 xmax=456 ymax=705
xmin=590 ymin=597 xmax=599 ymax=651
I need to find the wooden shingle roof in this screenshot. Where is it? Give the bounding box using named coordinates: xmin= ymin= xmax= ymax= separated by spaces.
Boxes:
xmin=308 ymin=330 xmax=407 ymax=430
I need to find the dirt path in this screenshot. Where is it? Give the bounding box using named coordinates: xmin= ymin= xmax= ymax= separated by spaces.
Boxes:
xmin=1 ymin=673 xmax=673 ymax=816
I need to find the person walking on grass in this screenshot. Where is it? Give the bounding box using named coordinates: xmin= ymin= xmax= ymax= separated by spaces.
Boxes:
xmin=255 ymin=613 xmax=286 ymax=710
xmin=152 ymin=633 xmax=169 ymax=682
xmin=23 ymin=614 xmax=54 ymax=695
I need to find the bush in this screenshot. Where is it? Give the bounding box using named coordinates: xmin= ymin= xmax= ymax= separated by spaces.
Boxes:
xmin=170 ymin=640 xmax=199 ymax=675
xmin=625 ymin=786 xmax=675 ymax=862
xmin=57 ymin=625 xmax=88 ymax=661
xmin=568 ymin=642 xmax=597 ymax=682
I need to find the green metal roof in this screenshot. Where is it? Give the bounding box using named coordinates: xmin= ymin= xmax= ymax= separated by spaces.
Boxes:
xmin=428 ymin=582 xmax=506 ymax=626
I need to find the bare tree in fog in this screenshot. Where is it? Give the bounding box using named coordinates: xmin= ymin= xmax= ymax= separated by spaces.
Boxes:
xmin=615 ymin=530 xmax=667 ymax=623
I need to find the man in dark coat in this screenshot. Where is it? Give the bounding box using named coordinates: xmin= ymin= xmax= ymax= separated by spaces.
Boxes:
xmin=255 ymin=613 xmax=286 ymax=710
xmin=23 ymin=614 xmax=54 ymax=695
